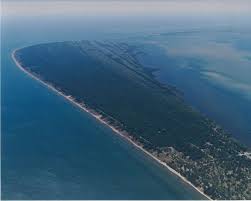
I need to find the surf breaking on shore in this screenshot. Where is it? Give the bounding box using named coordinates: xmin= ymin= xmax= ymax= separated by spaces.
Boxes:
xmin=12 ymin=48 xmax=211 ymax=200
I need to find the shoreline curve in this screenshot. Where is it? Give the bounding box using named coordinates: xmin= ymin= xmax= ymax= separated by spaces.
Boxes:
xmin=11 ymin=48 xmax=212 ymax=200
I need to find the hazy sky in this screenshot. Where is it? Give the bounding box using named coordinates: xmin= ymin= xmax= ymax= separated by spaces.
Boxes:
xmin=2 ymin=0 xmax=251 ymax=17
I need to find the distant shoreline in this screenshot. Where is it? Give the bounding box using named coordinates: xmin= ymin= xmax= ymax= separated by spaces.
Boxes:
xmin=12 ymin=48 xmax=211 ymax=200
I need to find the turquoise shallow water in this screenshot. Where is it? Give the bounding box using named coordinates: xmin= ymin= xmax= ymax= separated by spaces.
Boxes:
xmin=136 ymin=31 xmax=251 ymax=146
xmin=1 ymin=16 xmax=205 ymax=199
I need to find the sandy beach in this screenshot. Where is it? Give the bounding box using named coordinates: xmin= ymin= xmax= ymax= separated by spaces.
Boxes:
xmin=12 ymin=48 xmax=212 ymax=200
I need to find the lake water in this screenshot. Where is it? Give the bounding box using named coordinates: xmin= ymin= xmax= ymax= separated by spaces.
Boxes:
xmin=1 ymin=16 xmax=206 ymax=199
xmin=135 ymin=29 xmax=251 ymax=146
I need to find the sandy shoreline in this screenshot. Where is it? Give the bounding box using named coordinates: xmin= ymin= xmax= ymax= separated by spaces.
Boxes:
xmin=12 ymin=48 xmax=212 ymax=200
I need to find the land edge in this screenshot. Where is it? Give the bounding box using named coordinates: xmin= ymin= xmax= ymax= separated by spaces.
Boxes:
xmin=12 ymin=47 xmax=211 ymax=200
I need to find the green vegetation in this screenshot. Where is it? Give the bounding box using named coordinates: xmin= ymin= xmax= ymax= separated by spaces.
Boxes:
xmin=15 ymin=41 xmax=251 ymax=199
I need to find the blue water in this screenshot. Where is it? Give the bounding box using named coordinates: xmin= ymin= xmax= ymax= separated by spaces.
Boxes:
xmin=136 ymin=30 xmax=251 ymax=146
xmin=1 ymin=16 xmax=206 ymax=199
